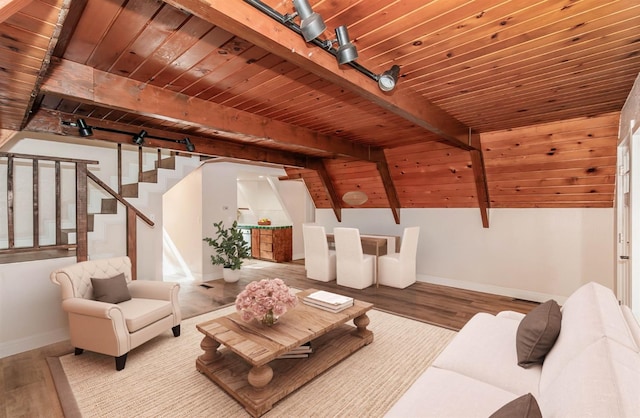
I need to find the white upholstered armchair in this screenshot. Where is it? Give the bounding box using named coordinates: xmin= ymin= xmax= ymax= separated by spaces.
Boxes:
xmin=50 ymin=256 xmax=181 ymax=370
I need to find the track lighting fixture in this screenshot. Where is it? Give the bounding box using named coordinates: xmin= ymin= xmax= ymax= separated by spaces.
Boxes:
xmin=378 ymin=65 xmax=400 ymax=92
xmin=62 ymin=120 xmax=197 ymax=152
xmin=293 ymin=0 xmax=326 ymax=42
xmin=77 ymin=118 xmax=93 ymax=137
xmin=334 ymin=26 xmax=358 ymax=65
xmin=133 ymin=130 xmax=147 ymax=146
xmin=244 ymin=0 xmax=400 ymax=92
xmin=182 ymin=137 xmax=195 ymax=152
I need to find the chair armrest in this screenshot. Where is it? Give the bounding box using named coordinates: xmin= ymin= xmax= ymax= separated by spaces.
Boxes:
xmin=62 ymin=298 xmax=123 ymax=319
xmin=127 ymin=281 xmax=180 ymax=301
xmin=61 ymin=298 xmax=129 ymax=356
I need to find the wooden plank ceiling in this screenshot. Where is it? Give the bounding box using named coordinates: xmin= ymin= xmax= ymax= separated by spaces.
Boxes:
xmin=0 ymin=0 xmax=637 ymax=225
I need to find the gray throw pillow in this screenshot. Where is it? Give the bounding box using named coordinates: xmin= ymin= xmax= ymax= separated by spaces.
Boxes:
xmin=91 ymin=273 xmax=131 ymax=304
xmin=489 ymin=393 xmax=542 ymax=418
xmin=516 ymin=299 xmax=562 ymax=368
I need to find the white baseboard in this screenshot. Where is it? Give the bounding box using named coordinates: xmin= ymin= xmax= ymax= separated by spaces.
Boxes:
xmin=417 ymin=274 xmax=568 ymax=305
xmin=0 ymin=328 xmax=69 ymax=359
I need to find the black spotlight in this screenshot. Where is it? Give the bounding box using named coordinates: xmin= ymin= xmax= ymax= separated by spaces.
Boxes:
xmin=183 ymin=137 xmax=195 ymax=152
xmin=77 ymin=119 xmax=93 ymax=137
xmin=133 ymin=130 xmax=147 ymax=146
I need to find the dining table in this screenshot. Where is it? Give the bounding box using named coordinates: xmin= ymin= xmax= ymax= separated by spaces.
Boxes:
xmin=325 ymin=233 xmax=400 ymax=287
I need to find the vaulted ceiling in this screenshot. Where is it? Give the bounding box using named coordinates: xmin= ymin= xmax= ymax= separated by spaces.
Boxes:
xmin=1 ymin=0 xmax=638 ymax=226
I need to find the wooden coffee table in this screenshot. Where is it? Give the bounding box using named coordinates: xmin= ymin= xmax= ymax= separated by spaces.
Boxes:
xmin=195 ymin=288 xmax=374 ymax=417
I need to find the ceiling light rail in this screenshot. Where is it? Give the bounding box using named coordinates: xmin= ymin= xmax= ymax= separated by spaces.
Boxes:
xmin=244 ymin=0 xmax=400 ymax=92
xmin=63 ymin=119 xmax=196 ymax=152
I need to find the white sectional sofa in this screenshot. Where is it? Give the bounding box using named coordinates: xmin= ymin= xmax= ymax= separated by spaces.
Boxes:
xmin=385 ymin=282 xmax=640 ymax=417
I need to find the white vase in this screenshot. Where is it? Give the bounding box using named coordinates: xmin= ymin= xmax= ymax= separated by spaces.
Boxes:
xmin=222 ymin=268 xmax=241 ymax=283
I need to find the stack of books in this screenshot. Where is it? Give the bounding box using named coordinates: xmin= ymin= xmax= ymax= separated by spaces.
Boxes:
xmin=277 ymin=341 xmax=313 ymax=359
xmin=302 ymin=290 xmax=354 ymax=313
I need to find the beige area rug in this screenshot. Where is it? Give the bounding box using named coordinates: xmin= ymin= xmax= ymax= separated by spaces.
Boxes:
xmin=49 ymin=307 xmax=456 ymax=417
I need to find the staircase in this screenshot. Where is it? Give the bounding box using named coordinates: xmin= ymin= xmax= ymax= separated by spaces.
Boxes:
xmin=60 ymin=154 xmax=199 ymax=259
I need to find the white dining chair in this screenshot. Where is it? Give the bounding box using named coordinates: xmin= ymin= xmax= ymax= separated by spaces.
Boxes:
xmin=333 ymin=227 xmax=375 ymax=289
xmin=302 ymin=224 xmax=337 ymax=281
xmin=378 ymin=226 xmax=420 ymax=289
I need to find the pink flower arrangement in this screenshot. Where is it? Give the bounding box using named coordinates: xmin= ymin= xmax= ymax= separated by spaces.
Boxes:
xmin=235 ymin=278 xmax=298 ymax=323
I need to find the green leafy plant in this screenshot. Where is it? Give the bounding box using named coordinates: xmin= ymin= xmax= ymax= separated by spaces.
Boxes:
xmin=203 ymin=220 xmax=251 ymax=270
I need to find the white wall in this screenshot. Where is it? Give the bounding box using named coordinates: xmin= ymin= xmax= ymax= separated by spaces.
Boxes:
xmin=275 ymin=180 xmax=311 ymax=260
xmin=316 ymin=207 xmax=614 ymax=303
xmin=163 ymin=168 xmax=203 ymax=280
xmin=201 ymin=162 xmax=243 ymax=281
xmin=237 ymin=176 xmax=291 ymax=226
xmin=0 ymin=256 xmax=75 ymax=358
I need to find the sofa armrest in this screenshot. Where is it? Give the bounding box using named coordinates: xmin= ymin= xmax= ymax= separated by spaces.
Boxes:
xmin=496 ymin=310 xmax=526 ymax=321
xmin=621 ymin=305 xmax=640 ymax=351
xmin=127 ymin=280 xmax=179 ymax=301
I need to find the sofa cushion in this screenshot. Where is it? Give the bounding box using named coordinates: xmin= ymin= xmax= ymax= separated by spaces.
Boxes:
xmin=432 ymin=312 xmax=541 ymax=396
xmin=489 ymin=393 xmax=542 ymax=418
xmin=538 ymin=338 xmax=640 ymax=417
xmin=117 ymin=298 xmax=173 ymax=332
xmin=91 ymin=273 xmax=131 ymax=304
xmin=384 ymin=367 xmax=519 ymax=418
xmin=540 ymin=282 xmax=639 ymax=391
xmin=516 ymin=300 xmax=561 ymax=368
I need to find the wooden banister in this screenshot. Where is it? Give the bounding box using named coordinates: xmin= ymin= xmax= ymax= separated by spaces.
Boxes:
xmin=86 ymin=171 xmax=154 ymax=226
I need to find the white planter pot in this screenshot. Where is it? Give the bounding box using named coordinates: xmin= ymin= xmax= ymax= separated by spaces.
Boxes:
xmin=223 ymin=268 xmax=241 ymax=283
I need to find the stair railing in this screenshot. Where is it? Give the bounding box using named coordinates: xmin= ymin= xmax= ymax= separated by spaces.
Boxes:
xmin=1 ymin=151 xmax=154 ymax=275
xmin=1 ymin=152 xmax=97 ymax=259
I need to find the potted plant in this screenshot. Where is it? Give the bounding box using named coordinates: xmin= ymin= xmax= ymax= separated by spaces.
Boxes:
xmin=203 ymin=220 xmax=251 ymax=283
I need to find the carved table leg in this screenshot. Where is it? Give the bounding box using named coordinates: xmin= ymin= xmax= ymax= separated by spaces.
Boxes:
xmin=353 ymin=313 xmax=372 ymax=339
xmin=198 ymin=336 xmax=222 ymax=365
xmin=247 ymin=364 xmax=274 ymax=390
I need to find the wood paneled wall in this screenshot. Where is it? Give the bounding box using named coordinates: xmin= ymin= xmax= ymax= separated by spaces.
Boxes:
xmin=288 ymin=112 xmax=619 ymax=211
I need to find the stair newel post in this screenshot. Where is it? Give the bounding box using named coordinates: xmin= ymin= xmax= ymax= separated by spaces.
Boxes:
xmin=138 ymin=146 xmax=143 ymax=183
xmin=75 ymin=162 xmax=89 ymax=262
xmin=117 ymin=143 xmax=122 ymax=195
xmin=32 ymin=159 xmax=39 ymax=248
xmin=55 ymin=161 xmax=61 ymax=245
xmin=126 ymin=208 xmax=137 ymax=280
xmin=7 ymin=154 xmax=14 ymax=249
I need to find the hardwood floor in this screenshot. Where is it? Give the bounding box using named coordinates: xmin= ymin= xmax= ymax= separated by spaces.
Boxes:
xmin=0 ymin=259 xmax=538 ymax=418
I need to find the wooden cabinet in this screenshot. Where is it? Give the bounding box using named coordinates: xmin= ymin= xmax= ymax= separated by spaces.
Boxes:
xmin=251 ymin=226 xmax=292 ymax=263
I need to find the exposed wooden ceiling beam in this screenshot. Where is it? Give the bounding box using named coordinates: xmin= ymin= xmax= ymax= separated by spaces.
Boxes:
xmin=164 ymin=0 xmax=476 ymax=151
xmin=0 ymin=0 xmax=32 ymax=24
xmin=307 ymin=158 xmax=342 ymax=222
xmin=373 ymin=150 xmax=401 ymax=224
xmin=470 ymin=133 xmax=490 ymax=228
xmin=52 ymin=0 xmax=87 ymax=57
xmin=24 ymin=109 xmax=310 ymax=168
xmin=40 ymin=58 xmax=383 ymax=162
